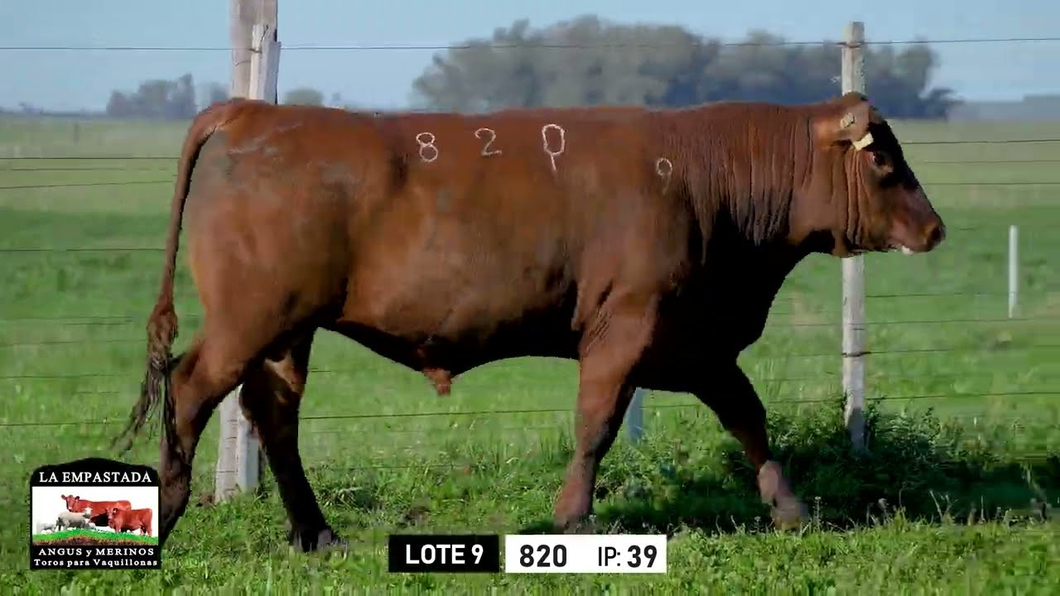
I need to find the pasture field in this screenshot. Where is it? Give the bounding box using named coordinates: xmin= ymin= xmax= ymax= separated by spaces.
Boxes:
xmin=0 ymin=113 xmax=1058 ymax=592
xmin=32 ymin=528 xmax=157 ymax=546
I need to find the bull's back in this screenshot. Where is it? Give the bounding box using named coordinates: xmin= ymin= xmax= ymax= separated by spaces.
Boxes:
xmin=334 ymin=107 xmax=667 ymax=350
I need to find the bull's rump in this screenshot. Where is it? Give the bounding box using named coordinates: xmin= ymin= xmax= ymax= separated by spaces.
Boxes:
xmin=183 ymin=102 xmax=680 ymax=367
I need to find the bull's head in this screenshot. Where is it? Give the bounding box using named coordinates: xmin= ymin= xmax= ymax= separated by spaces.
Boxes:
xmin=107 ymin=507 xmax=121 ymax=520
xmin=805 ymin=92 xmax=946 ymax=256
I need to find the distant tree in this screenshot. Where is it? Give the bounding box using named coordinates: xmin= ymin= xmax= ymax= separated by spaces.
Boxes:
xmin=411 ymin=15 xmax=961 ymax=119
xmin=198 ymin=82 xmax=229 ymax=110
xmin=105 ymin=73 xmax=198 ymax=119
xmin=282 ymin=87 xmax=325 ymax=106
xmin=105 ymin=91 xmax=135 ymax=118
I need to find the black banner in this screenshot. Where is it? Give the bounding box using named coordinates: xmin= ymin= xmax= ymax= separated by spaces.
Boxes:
xmin=31 ymin=458 xmax=160 ymax=487
xmin=388 ymin=534 xmax=500 ymax=573
xmin=30 ymin=545 xmax=161 ymax=570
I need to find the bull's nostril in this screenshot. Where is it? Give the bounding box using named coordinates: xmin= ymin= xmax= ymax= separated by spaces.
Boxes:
xmin=927 ymin=222 xmax=945 ymax=246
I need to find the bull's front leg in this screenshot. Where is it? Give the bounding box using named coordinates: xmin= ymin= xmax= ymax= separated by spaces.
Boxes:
xmin=553 ymin=293 xmax=657 ymax=532
xmin=553 ymin=384 xmax=638 ymax=532
xmin=693 ymin=363 xmax=807 ymax=530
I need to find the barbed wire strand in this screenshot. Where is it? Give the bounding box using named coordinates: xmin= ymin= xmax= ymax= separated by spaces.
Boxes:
xmin=4 ymin=315 xmax=1060 ymax=349
xmin=0 ymin=290 xmax=1030 ymax=323
xmin=0 ymin=180 xmax=172 ymax=190
xmin=1 ymin=389 xmax=1057 ymax=430
xmin=4 ymin=138 xmax=1060 ymax=163
xmin=5 ymin=407 xmax=1048 ymax=436
xmin=0 ymin=166 xmax=175 ymax=172
xmin=4 ymin=371 xmax=1053 ymax=408
xmin=3 ymin=35 xmax=1060 ymax=52
xmin=2 ymin=344 xmax=1058 ymax=380
xmin=8 ymin=226 xmax=1060 ymax=255
xmin=9 ymin=235 xmax=1060 ymax=254
xmin=4 ymin=158 xmax=1060 ymax=173
xmin=7 ymin=179 xmax=1060 ymax=192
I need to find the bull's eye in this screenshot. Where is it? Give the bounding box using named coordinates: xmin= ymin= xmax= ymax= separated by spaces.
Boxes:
xmin=869 ymin=150 xmax=894 ymax=176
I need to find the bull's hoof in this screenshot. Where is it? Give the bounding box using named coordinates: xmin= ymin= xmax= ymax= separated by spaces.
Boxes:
xmin=770 ymin=497 xmax=808 ymax=531
xmin=288 ymin=526 xmax=346 ymax=554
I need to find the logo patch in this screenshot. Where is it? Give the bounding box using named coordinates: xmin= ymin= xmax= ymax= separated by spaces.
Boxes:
xmin=29 ymin=457 xmax=161 ymax=570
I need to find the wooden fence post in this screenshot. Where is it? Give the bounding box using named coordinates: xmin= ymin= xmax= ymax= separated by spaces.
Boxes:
xmin=215 ymin=0 xmax=279 ymax=502
xmin=250 ymin=23 xmax=281 ymax=103
xmin=1008 ymin=225 xmax=1019 ymax=318
xmin=841 ymin=21 xmax=868 ymax=452
xmin=625 ymin=388 xmax=645 ymax=443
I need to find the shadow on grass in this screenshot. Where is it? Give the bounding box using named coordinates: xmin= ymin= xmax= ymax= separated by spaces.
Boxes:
xmin=520 ymin=399 xmax=1059 ymax=536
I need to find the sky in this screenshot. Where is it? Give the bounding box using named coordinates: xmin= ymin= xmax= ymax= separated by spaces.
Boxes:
xmin=1 ymin=0 xmax=1058 ymax=112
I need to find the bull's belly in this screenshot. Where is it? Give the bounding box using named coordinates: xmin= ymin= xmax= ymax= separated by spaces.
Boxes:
xmin=329 ymin=296 xmax=766 ymax=385
xmin=326 ymin=235 xmax=776 ymax=383
xmin=328 ymin=278 xmax=580 ymax=375
xmin=325 ymin=316 xmax=579 ymax=376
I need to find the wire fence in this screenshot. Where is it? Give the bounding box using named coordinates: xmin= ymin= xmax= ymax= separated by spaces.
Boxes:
xmin=2 ymin=36 xmax=1059 ymax=475
xmin=3 ymin=34 xmax=1060 ymax=51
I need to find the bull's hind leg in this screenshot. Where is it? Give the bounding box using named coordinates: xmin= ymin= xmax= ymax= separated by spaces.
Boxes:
xmin=553 ymin=297 xmax=656 ymax=532
xmin=238 ymin=330 xmax=340 ymax=553
xmin=159 ymin=317 xmax=290 ymax=546
xmin=159 ymin=332 xmax=245 ymax=545
xmin=693 ymin=363 xmax=807 ymax=530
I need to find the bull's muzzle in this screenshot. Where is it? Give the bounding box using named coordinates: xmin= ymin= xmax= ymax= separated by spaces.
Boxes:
xmin=897 ymin=191 xmax=946 ymax=255
xmin=925 ymin=219 xmax=946 ymax=250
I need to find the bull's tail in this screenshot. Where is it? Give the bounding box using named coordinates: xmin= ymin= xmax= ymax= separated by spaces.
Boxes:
xmin=113 ymin=100 xmax=241 ymax=456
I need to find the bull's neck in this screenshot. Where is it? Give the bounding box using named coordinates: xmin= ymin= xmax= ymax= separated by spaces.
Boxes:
xmin=652 ymin=105 xmax=812 ymax=251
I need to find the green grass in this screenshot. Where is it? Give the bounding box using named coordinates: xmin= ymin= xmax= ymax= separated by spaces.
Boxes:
xmin=32 ymin=528 xmax=158 ymax=545
xmin=1 ymin=114 xmax=1059 ymax=592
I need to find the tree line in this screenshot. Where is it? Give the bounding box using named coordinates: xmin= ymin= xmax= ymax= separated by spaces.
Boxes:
xmin=98 ymin=16 xmax=959 ymax=120
xmin=102 ymin=74 xmax=333 ymax=119
xmin=411 ymin=16 xmax=959 ymax=118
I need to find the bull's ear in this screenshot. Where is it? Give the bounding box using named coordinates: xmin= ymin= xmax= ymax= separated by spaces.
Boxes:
xmin=814 ymin=101 xmax=874 ymax=150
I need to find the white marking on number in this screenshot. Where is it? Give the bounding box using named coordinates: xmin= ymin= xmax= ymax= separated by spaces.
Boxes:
xmin=415 ymin=132 xmax=439 ymax=163
xmin=475 ymin=127 xmax=502 ymax=156
xmin=655 ymin=157 xmax=673 ymax=193
xmin=541 ymin=124 xmax=565 ymax=173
